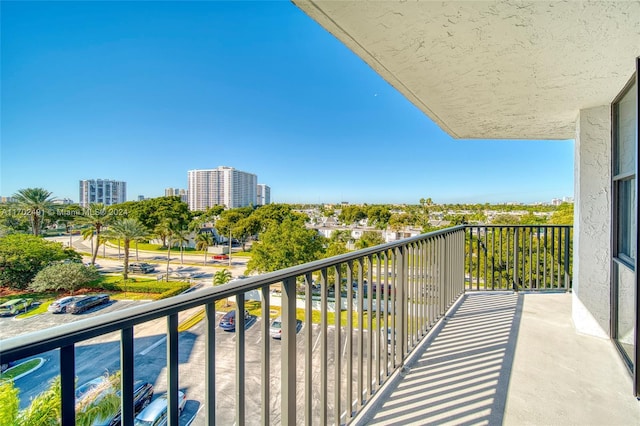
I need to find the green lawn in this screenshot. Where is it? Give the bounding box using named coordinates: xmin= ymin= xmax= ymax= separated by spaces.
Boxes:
xmin=16 ymin=301 xmax=52 ymax=319
xmin=0 ymin=358 xmax=41 ymax=382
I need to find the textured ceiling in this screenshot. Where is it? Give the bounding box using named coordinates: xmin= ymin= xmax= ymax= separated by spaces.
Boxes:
xmin=293 ymin=0 xmax=640 ymax=139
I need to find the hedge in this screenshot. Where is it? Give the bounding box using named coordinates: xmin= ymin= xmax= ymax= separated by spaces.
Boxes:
xmin=95 ymin=278 xmax=190 ymax=297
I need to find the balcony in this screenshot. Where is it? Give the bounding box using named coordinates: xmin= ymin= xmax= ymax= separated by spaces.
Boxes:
xmin=2 ymin=225 xmax=639 ymax=425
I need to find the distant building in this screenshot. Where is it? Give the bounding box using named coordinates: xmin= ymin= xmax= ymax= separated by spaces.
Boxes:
xmin=79 ymin=179 xmax=126 ymax=207
xmin=187 ymin=166 xmax=257 ymax=211
xmin=551 ymin=198 xmax=563 ymax=206
xmin=137 ymin=195 xmax=146 ymax=201
xmin=0 ymin=196 xmax=16 ymax=203
xmin=257 ymin=184 xmax=271 ymax=205
xmin=52 ymin=198 xmax=74 ymax=205
xmin=165 ymin=187 xmax=188 ymax=203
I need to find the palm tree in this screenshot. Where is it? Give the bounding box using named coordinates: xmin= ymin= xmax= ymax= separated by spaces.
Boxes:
xmin=175 ymin=228 xmax=190 ymax=265
xmin=195 ymin=232 xmax=213 ymax=265
xmin=156 ymin=220 xmax=178 ymax=281
xmin=105 ymin=218 xmax=149 ymax=280
xmin=77 ymin=203 xmax=111 ymax=265
xmin=213 ymin=269 xmax=233 ymax=306
xmin=12 ymin=188 xmax=55 ymax=236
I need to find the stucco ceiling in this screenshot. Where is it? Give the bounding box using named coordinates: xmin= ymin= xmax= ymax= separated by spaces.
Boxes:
xmin=293 ymin=0 xmax=640 ymax=140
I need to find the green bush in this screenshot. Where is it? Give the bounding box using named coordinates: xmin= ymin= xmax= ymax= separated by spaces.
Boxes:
xmin=158 ymin=285 xmax=190 ymax=299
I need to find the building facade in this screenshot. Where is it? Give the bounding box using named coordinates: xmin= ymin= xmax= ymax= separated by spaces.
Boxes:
xmin=78 ymin=179 xmax=126 ymax=207
xmin=165 ymin=187 xmax=188 ymax=203
xmin=257 ymin=184 xmax=271 ymax=205
xmin=187 ymin=166 xmax=257 ymax=210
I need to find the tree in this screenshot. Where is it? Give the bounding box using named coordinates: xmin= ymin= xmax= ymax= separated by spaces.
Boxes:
xmin=0 ymin=234 xmax=80 ymax=290
xmin=0 ymin=203 xmax=30 ymax=235
xmin=29 ymin=263 xmax=99 ymax=294
xmin=77 ymin=203 xmax=111 ymax=265
xmin=12 ymin=188 xmax=56 ymax=236
xmin=247 ymin=218 xmax=325 ymax=273
xmin=175 ymin=228 xmax=190 ymax=265
xmin=338 ymin=205 xmax=367 ymax=225
xmin=549 ymin=203 xmax=574 ymax=225
xmin=195 ymin=232 xmax=213 ymax=265
xmin=213 ymin=268 xmax=233 ymax=306
xmin=0 ymin=373 xmax=119 ymax=426
xmin=105 ymin=218 xmax=149 ymax=280
xmin=122 ymin=196 xmax=192 ymax=232
xmin=366 ymin=205 xmax=391 ymax=229
xmin=355 ymin=231 xmax=385 ymax=250
xmin=155 ymin=220 xmax=181 ymax=281
xmin=213 ymin=269 xmax=232 ymax=286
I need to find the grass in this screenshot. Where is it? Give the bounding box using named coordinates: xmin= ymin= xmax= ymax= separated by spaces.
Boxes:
xmin=0 ymin=358 xmax=41 ymax=382
xmin=176 ymin=298 xmax=387 ymax=332
xmin=16 ymin=301 xmax=52 ymax=319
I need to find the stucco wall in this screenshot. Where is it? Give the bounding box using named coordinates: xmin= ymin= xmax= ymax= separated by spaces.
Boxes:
xmin=572 ymin=105 xmax=611 ymax=338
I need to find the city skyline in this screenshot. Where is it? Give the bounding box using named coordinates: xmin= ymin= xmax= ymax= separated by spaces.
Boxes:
xmin=1 ymin=1 xmax=574 ymax=205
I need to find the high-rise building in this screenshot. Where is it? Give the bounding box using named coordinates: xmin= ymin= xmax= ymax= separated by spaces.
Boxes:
xmin=165 ymin=187 xmax=188 ymax=203
xmin=187 ymin=166 xmax=257 ymax=211
xmin=79 ymin=179 xmax=126 ymax=207
xmin=257 ymin=184 xmax=271 ymax=205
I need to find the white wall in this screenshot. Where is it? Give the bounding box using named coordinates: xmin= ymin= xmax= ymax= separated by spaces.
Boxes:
xmin=572 ymin=105 xmax=612 ymax=338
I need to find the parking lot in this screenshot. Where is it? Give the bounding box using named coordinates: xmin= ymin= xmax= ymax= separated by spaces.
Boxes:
xmin=3 ymin=295 xmax=389 ymax=425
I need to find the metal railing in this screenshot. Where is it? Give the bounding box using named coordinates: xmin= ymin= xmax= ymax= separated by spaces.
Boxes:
xmin=0 ymin=226 xmax=466 ymax=425
xmin=465 ymin=225 xmax=573 ymax=291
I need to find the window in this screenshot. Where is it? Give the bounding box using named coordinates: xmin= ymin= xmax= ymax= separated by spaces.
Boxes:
xmin=613 ymin=74 xmax=638 ymax=263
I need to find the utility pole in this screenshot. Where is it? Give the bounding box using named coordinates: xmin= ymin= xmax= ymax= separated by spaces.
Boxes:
xmin=228 ymin=229 xmax=232 ymax=267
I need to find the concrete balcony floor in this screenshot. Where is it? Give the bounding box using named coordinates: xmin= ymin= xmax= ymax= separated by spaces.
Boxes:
xmin=357 ymin=292 xmax=640 ymax=425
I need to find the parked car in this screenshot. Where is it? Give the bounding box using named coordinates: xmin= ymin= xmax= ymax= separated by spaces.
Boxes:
xmin=92 ymin=381 xmax=154 ymax=426
xmin=129 ymin=263 xmax=155 ymax=274
xmin=0 ymin=298 xmax=32 ymax=316
xmin=219 ymin=310 xmax=252 ymax=331
xmin=48 ymin=296 xmax=81 ymax=314
xmin=76 ymin=376 xmax=154 ymax=426
xmin=269 ymin=317 xmax=303 ymax=339
xmin=67 ymin=294 xmax=110 ymax=314
xmin=133 ymin=391 xmax=186 ymax=426
xmin=211 ymin=254 xmax=229 ymax=261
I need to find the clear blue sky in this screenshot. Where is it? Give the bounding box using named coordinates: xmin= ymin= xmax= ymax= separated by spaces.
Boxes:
xmin=1 ymin=1 xmax=574 ymax=205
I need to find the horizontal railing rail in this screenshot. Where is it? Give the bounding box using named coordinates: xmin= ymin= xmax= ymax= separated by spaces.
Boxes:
xmin=465 ymin=225 xmax=573 ymax=291
xmin=1 ymin=226 xmax=466 ymax=426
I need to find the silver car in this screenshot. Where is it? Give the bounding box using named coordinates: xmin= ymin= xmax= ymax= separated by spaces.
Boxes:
xmin=48 ymin=296 xmax=80 ymax=314
xmin=134 ymin=391 xmax=186 ymax=426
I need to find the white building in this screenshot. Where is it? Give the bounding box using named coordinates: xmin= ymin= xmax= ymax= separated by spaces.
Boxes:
xmin=79 ymin=179 xmax=126 ymax=207
xmin=257 ymin=184 xmax=271 ymax=205
xmin=187 ymin=166 xmax=257 ymax=211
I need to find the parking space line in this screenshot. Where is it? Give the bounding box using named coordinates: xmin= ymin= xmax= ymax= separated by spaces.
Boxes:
xmin=139 ymin=336 xmax=166 ymax=355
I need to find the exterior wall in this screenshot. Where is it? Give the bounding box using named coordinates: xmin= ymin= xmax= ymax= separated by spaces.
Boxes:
xmin=188 ymin=167 xmax=257 ymax=210
xmin=572 ymin=105 xmax=612 ymax=338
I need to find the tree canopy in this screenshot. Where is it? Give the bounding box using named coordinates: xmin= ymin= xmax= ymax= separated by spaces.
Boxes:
xmin=247 ymin=218 xmax=325 ymax=273
xmin=0 ymin=234 xmax=80 ymax=289
xmin=30 ymin=262 xmax=99 ymax=294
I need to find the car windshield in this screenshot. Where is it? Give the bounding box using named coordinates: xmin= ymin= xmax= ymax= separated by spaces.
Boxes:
xmin=271 ymin=321 xmax=281 ymax=329
xmin=134 ymin=420 xmax=154 ymax=426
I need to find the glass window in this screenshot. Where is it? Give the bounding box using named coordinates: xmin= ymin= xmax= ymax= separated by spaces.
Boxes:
xmin=613 ymin=77 xmax=638 ymax=262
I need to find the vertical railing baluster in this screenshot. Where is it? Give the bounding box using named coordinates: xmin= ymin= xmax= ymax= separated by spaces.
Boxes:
xmin=551 ymin=227 xmax=556 ymax=288
xmin=281 ymin=278 xmax=295 ymax=425
xmin=262 ymin=287 xmax=270 ymax=426
xmin=513 ymin=227 xmax=519 ymax=290
xmin=564 ymin=227 xmax=571 ymax=289
xmin=121 ymin=327 xmax=134 ymax=426
xmin=491 ymin=227 xmax=495 ymax=290
xmin=304 ymin=274 xmax=312 ymax=426
xmin=373 ymin=255 xmax=380 ymax=389
xmin=320 ymin=268 xmax=328 ymax=425
xmin=205 ymin=302 xmax=216 ymax=426
xmin=383 ymin=252 xmax=389 ymax=378
xmin=61 ymin=345 xmax=75 ymax=426
xmin=334 ymin=267 xmax=342 ymax=426
xmin=536 ymin=227 xmax=541 ymax=289
xmin=357 ymin=259 xmax=364 ymax=409
xmin=366 ymin=255 xmax=374 ymax=397
xmin=167 ymin=313 xmax=179 ymax=426
xmin=557 ymin=227 xmax=562 ymax=287
xmin=346 ymin=261 xmax=353 ymax=419
xmin=236 ymin=293 xmax=246 ymax=426
xmin=396 ymin=246 xmax=406 ymax=366
xmin=543 ymin=227 xmax=548 ymax=288
xmin=499 ymin=227 xmax=503 ymax=288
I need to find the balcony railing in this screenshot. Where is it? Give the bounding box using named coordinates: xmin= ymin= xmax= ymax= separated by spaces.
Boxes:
xmin=466 ymin=225 xmax=573 ymax=291
xmin=0 ymin=224 xmax=571 ymax=425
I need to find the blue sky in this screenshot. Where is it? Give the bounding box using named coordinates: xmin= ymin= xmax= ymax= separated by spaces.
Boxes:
xmin=1 ymin=1 xmax=574 ymax=205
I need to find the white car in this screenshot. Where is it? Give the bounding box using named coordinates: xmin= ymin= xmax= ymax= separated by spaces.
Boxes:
xmin=48 ymin=296 xmax=81 ymax=314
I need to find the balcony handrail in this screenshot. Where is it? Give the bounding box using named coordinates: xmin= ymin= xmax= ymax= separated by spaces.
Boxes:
xmin=0 ymin=225 xmax=465 ymax=363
